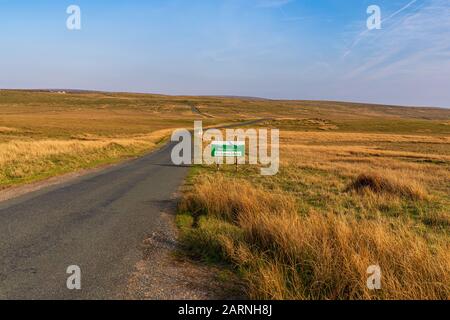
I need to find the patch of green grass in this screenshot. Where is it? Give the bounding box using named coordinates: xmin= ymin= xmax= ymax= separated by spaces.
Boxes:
xmin=177 ymin=213 xmax=243 ymax=264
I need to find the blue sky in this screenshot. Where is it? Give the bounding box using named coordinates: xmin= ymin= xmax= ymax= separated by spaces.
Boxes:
xmin=0 ymin=0 xmax=449 ymax=107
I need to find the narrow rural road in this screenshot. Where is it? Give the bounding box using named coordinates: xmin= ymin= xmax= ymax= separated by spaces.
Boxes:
xmin=0 ymin=141 xmax=188 ymax=299
xmin=0 ymin=119 xmax=267 ymax=300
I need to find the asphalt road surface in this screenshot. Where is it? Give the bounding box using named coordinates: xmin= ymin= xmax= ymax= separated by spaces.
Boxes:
xmin=0 ymin=119 xmax=267 ymax=300
xmin=0 ymin=140 xmax=189 ymax=300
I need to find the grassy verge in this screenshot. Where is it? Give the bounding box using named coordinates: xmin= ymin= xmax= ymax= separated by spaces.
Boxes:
xmin=0 ymin=130 xmax=171 ymax=189
xmin=177 ymin=124 xmax=449 ymax=300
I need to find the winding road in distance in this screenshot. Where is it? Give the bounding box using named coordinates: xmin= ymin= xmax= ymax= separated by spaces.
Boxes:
xmin=0 ymin=119 xmax=266 ymax=300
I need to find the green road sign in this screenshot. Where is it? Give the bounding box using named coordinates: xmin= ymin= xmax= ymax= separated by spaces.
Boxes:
xmin=211 ymin=141 xmax=245 ymax=157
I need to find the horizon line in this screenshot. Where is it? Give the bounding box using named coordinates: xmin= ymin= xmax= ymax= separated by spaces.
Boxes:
xmin=1 ymin=87 xmax=449 ymax=110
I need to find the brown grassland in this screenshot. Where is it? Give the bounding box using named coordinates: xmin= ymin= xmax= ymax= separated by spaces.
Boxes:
xmin=0 ymin=90 xmax=226 ymax=188
xmin=1 ymin=89 xmax=449 ymax=299
xmin=178 ymin=125 xmax=450 ymax=299
xmin=177 ymin=118 xmax=450 ymax=299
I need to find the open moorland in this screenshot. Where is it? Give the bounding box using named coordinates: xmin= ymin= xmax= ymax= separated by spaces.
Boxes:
xmin=1 ymin=89 xmax=449 ymax=299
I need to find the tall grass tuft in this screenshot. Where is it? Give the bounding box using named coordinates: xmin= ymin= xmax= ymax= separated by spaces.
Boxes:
xmin=346 ymin=172 xmax=427 ymax=200
xmin=179 ymin=176 xmax=450 ymax=300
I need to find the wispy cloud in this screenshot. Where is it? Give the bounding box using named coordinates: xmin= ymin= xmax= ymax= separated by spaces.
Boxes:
xmin=343 ymin=0 xmax=420 ymax=58
xmin=256 ymin=0 xmax=293 ymax=8
xmin=344 ymin=0 xmax=450 ymax=80
xmin=328 ymin=0 xmax=450 ymax=106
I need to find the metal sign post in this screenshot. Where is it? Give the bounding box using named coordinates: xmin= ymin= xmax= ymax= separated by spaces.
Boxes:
xmin=211 ymin=141 xmax=245 ymax=172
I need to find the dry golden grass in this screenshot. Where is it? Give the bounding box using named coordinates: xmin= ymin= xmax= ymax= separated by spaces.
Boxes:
xmin=179 ymin=176 xmax=450 ymax=300
xmin=0 ymin=130 xmax=171 ymax=164
xmin=0 ymin=90 xmax=237 ymax=187
xmin=278 ymin=131 xmax=450 ymax=196
xmin=346 ymin=173 xmax=427 ymax=200
xmin=178 ymin=121 xmax=450 ymax=300
xmin=243 ymin=210 xmax=449 ymax=300
xmin=0 ymin=129 xmax=172 ymax=187
xmin=280 ymin=131 xmax=450 ymax=144
xmin=180 ymin=176 xmax=296 ymax=222
xmin=1 ymin=90 xmax=449 ymax=299
xmin=0 ymin=126 xmax=19 ymax=133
